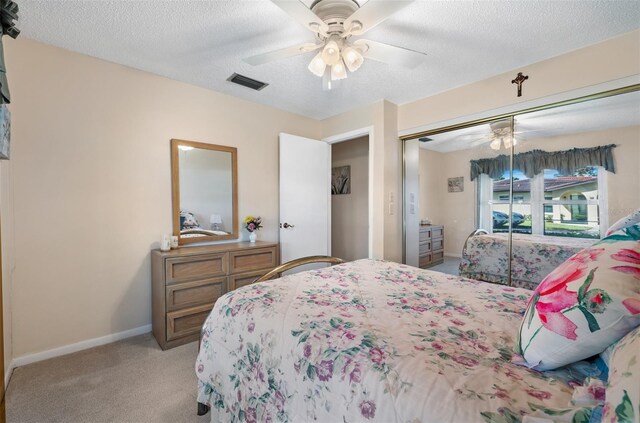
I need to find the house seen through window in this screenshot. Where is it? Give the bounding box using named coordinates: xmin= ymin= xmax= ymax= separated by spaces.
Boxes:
xmin=479 ymin=166 xmax=602 ymax=239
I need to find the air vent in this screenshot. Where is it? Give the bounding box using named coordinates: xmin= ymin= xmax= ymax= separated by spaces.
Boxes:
xmin=418 ymin=137 xmax=433 ymax=142
xmin=227 ymin=73 xmax=268 ymax=91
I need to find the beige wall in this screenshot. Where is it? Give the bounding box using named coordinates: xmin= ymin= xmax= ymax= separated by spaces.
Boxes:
xmin=419 ymin=125 xmax=640 ymax=256
xmin=321 ymin=100 xmax=403 ymax=262
xmin=331 ymin=137 xmax=369 ymax=261
xmin=399 ymin=30 xmax=640 ymax=133
xmin=3 ymin=38 xmax=321 ymax=358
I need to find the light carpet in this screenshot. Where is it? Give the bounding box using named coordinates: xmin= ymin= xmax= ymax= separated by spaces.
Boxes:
xmin=6 ymin=333 xmax=210 ymax=423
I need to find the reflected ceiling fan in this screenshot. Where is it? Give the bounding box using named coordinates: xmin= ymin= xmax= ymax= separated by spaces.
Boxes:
xmin=244 ymin=0 xmax=427 ymax=90
xmin=421 ymin=119 xmax=548 ymax=151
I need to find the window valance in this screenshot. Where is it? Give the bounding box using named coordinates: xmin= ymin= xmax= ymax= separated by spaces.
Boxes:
xmin=469 ymin=144 xmax=617 ymax=181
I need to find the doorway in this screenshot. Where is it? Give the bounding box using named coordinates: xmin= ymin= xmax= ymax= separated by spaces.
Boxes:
xmin=330 ymin=136 xmax=370 ymax=261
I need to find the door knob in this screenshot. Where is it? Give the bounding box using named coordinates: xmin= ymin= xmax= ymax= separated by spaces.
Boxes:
xmin=281 ymin=222 xmax=295 ymax=229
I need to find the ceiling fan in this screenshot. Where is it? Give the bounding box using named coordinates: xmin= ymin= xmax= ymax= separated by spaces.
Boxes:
xmin=244 ymin=0 xmax=426 ymax=90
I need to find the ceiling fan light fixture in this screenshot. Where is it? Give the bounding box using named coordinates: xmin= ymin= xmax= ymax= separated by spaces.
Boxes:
xmin=308 ymin=52 xmax=326 ymax=77
xmin=331 ymin=59 xmax=348 ymax=81
xmin=342 ymin=46 xmax=364 ymax=72
xmin=322 ymin=39 xmax=341 ymax=66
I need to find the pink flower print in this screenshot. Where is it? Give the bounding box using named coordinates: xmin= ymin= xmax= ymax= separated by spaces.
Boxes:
xmin=622 ymin=298 xmax=640 ymax=315
xmin=370 ymin=348 xmax=385 ymax=364
xmin=451 ymin=319 xmax=466 ymax=326
xmin=411 ymin=305 xmax=427 ymax=312
xmin=197 ymin=363 xmax=204 ymax=373
xmin=349 ymin=365 xmax=362 ymax=384
xmin=237 ymin=390 xmax=242 ymax=402
xmin=431 ymin=342 xmax=443 ymax=350
xmin=343 ymin=331 xmax=356 ymax=341
xmin=355 ymin=304 xmax=366 ymax=312
xmin=303 ymin=343 xmax=312 ymax=359
xmin=247 ymin=322 xmax=255 ymax=333
xmin=526 ymin=389 xmax=551 ymax=401
xmin=453 ymin=355 xmax=478 ymax=367
xmin=246 ymin=407 xmax=257 ymax=423
xmin=588 ymin=384 xmax=606 ymax=402
xmin=532 ymin=259 xmax=587 ymax=340
xmin=316 ymin=360 xmax=334 ymax=382
xmin=359 ymin=400 xmax=376 ymax=419
xmin=611 ymin=248 xmax=640 ymax=280
xmin=571 ymin=248 xmax=606 ymax=264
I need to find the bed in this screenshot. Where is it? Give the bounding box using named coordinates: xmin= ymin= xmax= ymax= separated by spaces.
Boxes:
xmin=459 ymin=233 xmax=596 ymax=290
xmin=195 ymin=259 xmax=599 ymax=423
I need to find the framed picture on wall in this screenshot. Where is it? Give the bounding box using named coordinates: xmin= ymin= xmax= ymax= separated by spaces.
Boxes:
xmin=0 ymin=104 xmax=10 ymax=160
xmin=448 ymin=176 xmax=464 ymax=192
xmin=331 ymin=165 xmax=351 ymax=195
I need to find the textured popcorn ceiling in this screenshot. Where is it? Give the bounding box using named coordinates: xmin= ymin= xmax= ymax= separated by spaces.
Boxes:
xmin=16 ymin=0 xmax=640 ymax=120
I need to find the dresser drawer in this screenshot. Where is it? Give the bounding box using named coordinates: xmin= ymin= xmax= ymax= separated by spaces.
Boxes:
xmin=165 ymin=253 xmax=228 ymax=284
xmin=419 ymin=228 xmax=431 ymax=242
xmin=432 ymin=251 xmax=444 ymax=262
xmin=418 ymin=241 xmax=431 ymax=255
xmin=432 ymin=238 xmax=444 ymax=251
xmin=431 ymin=227 xmax=444 ymax=238
xmin=229 ymin=247 xmax=277 ymax=274
xmin=419 ymin=253 xmax=432 ymax=268
xmin=166 ymin=277 xmax=226 ymax=312
xmin=166 ymin=303 xmax=213 ymax=341
xmin=228 ymin=269 xmax=270 ymax=291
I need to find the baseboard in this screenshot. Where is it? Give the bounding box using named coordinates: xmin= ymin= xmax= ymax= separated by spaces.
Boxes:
xmin=9 ymin=324 xmax=152 ymax=372
xmin=444 ymin=253 xmax=462 ymax=258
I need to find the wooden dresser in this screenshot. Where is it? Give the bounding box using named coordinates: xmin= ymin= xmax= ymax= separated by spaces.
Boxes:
xmin=151 ymin=241 xmax=278 ymax=350
xmin=419 ymin=225 xmax=444 ymax=269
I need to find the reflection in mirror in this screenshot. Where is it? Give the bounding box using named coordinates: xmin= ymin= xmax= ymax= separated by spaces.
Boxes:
xmin=505 ymin=90 xmax=639 ymax=287
xmin=171 ymin=139 xmax=238 ymax=244
xmin=403 ymin=119 xmax=513 ymax=284
xmin=404 ymin=86 xmax=639 ymax=291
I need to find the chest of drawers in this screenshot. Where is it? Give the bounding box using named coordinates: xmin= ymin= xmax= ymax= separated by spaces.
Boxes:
xmin=419 ymin=225 xmax=444 ymax=269
xmin=151 ymin=241 xmax=278 ymax=350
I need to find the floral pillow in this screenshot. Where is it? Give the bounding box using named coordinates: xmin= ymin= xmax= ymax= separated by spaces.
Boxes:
xmin=603 ymin=326 xmax=639 ymax=423
xmin=606 ymin=208 xmax=640 ymax=237
xmin=515 ymin=223 xmax=640 ymax=371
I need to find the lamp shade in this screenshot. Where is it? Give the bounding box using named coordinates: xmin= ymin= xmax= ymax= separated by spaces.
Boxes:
xmin=210 ymin=214 xmax=222 ymax=224
xmin=342 ymin=46 xmax=364 ymax=72
xmin=322 ymin=39 xmax=341 ymax=66
xmin=331 ymin=59 xmax=348 ymax=81
xmin=308 ymin=52 xmax=326 ymax=77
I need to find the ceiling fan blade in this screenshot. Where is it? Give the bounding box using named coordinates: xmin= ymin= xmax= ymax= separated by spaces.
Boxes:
xmin=271 ymin=0 xmax=329 ymax=36
xmin=244 ymin=43 xmax=322 ymax=66
xmin=344 ymin=0 xmax=414 ymax=36
xmin=354 ymin=39 xmax=426 ymax=68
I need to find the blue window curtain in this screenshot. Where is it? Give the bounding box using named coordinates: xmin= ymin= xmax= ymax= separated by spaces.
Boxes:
xmin=469 ymin=144 xmax=617 ymax=181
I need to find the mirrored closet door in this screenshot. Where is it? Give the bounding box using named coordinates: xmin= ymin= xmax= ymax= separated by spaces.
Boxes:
xmin=403 ymin=85 xmax=640 ymax=289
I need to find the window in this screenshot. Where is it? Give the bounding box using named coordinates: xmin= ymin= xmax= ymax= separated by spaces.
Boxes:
xmin=478 ymin=166 xmax=605 ymax=239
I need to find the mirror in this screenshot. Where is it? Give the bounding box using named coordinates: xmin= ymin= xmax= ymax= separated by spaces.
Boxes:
xmin=171 ymin=139 xmax=238 ymax=244
xmin=403 ymin=85 xmax=640 ymax=289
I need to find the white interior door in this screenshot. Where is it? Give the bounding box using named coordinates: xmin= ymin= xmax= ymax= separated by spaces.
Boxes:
xmin=279 ymin=133 xmax=330 ymax=272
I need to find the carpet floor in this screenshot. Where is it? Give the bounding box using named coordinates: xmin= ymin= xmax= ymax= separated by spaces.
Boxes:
xmin=6 ymin=333 xmax=210 ymax=423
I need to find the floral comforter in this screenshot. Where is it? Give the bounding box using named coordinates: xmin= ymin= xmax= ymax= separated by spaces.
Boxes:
xmin=196 ymin=259 xmax=588 ymax=423
xmin=459 ymin=233 xmax=595 ymax=290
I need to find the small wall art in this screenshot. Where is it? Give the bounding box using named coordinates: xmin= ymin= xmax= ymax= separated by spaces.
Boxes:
xmin=0 ymin=105 xmax=10 ymax=160
xmin=448 ymin=176 xmax=464 ymax=193
xmin=331 ymin=165 xmax=351 ymax=195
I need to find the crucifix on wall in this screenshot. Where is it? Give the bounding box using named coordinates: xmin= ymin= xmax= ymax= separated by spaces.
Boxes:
xmin=511 ymin=72 xmax=529 ymax=97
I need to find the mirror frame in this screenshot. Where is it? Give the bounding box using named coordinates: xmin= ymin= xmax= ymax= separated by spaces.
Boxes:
xmin=171 ymin=138 xmax=239 ymax=245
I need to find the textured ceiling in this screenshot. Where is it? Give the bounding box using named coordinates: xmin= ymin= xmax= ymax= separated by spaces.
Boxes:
xmin=16 ymin=0 xmax=640 ymax=120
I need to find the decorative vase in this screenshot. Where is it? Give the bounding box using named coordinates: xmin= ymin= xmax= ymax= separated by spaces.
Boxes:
xmin=249 ymin=231 xmax=257 ymax=243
